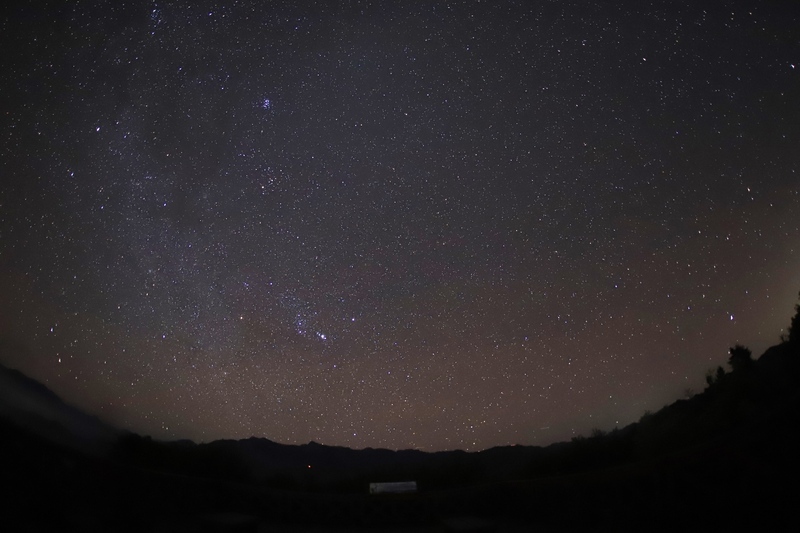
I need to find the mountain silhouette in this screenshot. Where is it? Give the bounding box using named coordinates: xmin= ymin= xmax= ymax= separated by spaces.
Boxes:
xmin=1 ymin=333 xmax=799 ymax=530
xmin=0 ymin=361 xmax=120 ymax=452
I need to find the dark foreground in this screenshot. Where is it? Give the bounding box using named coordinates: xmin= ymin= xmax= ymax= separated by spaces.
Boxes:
xmin=3 ymin=340 xmax=800 ymax=531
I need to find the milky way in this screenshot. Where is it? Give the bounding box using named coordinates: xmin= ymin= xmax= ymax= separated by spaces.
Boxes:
xmin=1 ymin=1 xmax=799 ymax=451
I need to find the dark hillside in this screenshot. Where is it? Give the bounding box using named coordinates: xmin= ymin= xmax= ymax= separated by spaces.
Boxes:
xmin=2 ymin=302 xmax=800 ymax=530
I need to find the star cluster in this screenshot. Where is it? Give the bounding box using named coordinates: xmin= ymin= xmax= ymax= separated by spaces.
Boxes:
xmin=1 ymin=1 xmax=799 ymax=451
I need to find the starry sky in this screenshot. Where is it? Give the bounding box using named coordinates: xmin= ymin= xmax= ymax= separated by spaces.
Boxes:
xmin=1 ymin=0 xmax=799 ymax=452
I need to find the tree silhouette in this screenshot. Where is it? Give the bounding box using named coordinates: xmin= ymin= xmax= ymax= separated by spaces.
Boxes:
xmin=705 ymin=366 xmax=726 ymax=387
xmin=728 ymin=344 xmax=753 ymax=372
xmin=788 ymin=291 xmax=800 ymax=345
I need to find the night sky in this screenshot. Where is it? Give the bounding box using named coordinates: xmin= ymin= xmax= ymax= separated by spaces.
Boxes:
xmin=1 ymin=1 xmax=799 ymax=452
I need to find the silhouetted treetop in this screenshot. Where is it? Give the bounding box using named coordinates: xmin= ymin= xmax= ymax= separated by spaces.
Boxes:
xmin=789 ymin=291 xmax=800 ymax=345
xmin=728 ymin=344 xmax=753 ymax=372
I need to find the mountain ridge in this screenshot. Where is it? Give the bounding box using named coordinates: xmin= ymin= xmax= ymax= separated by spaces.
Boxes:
xmin=1 ymin=328 xmax=799 ymax=529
